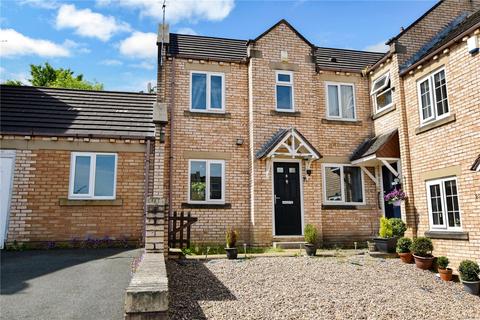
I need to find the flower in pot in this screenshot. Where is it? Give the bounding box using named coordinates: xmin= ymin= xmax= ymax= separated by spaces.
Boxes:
xmin=436 ymin=256 xmax=452 ymax=281
xmin=384 ymin=188 xmax=406 ymax=207
xmin=303 ymin=224 xmax=318 ymax=256
xmin=373 ymin=217 xmax=404 ymax=253
xmin=410 ymin=237 xmax=434 ymax=270
xmin=396 ymin=237 xmax=413 ymax=263
xmin=225 ymin=227 xmax=238 ymax=260
xmin=458 ymin=259 xmax=480 ymax=295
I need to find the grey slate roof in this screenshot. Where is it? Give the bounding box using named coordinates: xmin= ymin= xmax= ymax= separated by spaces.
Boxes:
xmin=401 ymin=10 xmax=480 ymax=71
xmin=350 ymin=129 xmax=398 ymax=161
xmin=256 ymin=127 xmax=321 ymax=159
xmin=0 ymin=85 xmax=155 ymax=138
xmin=168 ymin=33 xmax=384 ymax=71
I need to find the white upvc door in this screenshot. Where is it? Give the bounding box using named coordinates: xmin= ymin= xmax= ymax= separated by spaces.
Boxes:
xmin=0 ymin=150 xmax=16 ymax=249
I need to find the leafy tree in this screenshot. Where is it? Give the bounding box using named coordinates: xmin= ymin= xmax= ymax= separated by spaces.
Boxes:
xmin=3 ymin=62 xmax=103 ymax=90
xmin=2 ymin=80 xmax=23 ymax=86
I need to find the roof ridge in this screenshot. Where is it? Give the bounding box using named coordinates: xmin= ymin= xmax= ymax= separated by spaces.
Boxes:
xmin=316 ymin=46 xmax=386 ymax=55
xmin=170 ymin=33 xmax=247 ymax=43
xmin=0 ymin=85 xmax=156 ymax=96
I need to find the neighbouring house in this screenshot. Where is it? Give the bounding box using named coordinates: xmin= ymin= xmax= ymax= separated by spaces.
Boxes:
xmin=157 ymin=0 xmax=480 ymax=267
xmin=0 ymin=85 xmax=166 ymax=249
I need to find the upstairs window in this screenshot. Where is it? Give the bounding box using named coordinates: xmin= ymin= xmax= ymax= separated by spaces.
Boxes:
xmin=426 ymin=177 xmax=461 ymax=231
xmin=323 ymin=164 xmax=364 ymax=205
xmin=188 ymin=160 xmax=225 ymax=203
xmin=326 ymin=82 xmax=356 ymax=120
xmin=371 ymin=72 xmax=393 ymax=113
xmin=69 ymin=152 xmax=117 ymax=200
xmin=417 ymin=68 xmax=449 ymax=123
xmin=275 ymin=71 xmax=294 ymax=111
xmin=190 ymin=71 xmax=224 ymax=112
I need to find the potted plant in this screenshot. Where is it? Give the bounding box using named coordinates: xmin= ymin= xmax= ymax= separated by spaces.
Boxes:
xmin=396 ymin=237 xmax=413 ymax=263
xmin=225 ymin=227 xmax=238 ymax=260
xmin=303 ymin=224 xmax=318 ymax=256
xmin=410 ymin=237 xmax=434 ymax=270
xmin=373 ymin=217 xmax=396 ymax=253
xmin=384 ymin=188 xmax=406 ymax=207
xmin=390 ymin=218 xmax=407 ymax=238
xmin=458 ymin=259 xmax=480 ymax=295
xmin=436 ymin=256 xmax=452 ymax=281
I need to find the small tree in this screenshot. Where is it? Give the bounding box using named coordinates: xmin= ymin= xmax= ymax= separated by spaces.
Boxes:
xmin=390 ymin=218 xmax=406 ymax=237
xmin=436 ymin=256 xmax=449 ymax=269
xmin=225 ymin=227 xmax=238 ymax=248
xmin=304 ymin=224 xmax=318 ymax=245
xmin=458 ymin=260 xmax=480 ymax=282
xmin=2 ymin=80 xmax=23 ymax=86
xmin=396 ymin=237 xmax=412 ymax=253
xmin=409 ymin=237 xmax=433 ymax=257
xmin=379 ymin=217 xmax=393 ymax=238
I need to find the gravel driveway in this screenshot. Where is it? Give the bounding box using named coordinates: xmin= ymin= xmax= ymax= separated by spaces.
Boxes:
xmin=1 ymin=248 xmax=141 ymax=320
xmin=167 ymin=255 xmax=480 ymax=320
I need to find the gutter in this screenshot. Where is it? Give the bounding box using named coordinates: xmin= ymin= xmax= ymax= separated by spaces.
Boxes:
xmin=168 ymin=57 xmax=176 ymax=217
xmin=400 ymin=22 xmax=480 ymax=76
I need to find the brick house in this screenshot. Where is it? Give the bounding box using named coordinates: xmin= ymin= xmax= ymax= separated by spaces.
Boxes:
xmin=0 ymin=86 xmax=165 ymax=248
xmin=158 ymin=0 xmax=480 ymax=264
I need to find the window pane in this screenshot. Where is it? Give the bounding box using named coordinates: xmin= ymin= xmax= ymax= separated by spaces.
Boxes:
xmin=444 ymin=180 xmax=460 ymax=228
xmin=210 ymin=163 xmax=222 ymax=200
xmin=210 ymin=75 xmax=222 ymax=109
xmin=325 ymin=167 xmax=341 ymax=201
xmin=340 ymin=85 xmax=355 ymax=119
xmin=73 ymin=156 xmax=91 ymax=195
xmin=276 ymin=85 xmax=292 ymax=110
xmin=419 ymin=79 xmax=432 ymax=120
xmin=376 ymin=89 xmax=392 ymax=111
xmin=344 ymin=166 xmax=363 ymax=203
xmin=278 ymin=73 xmax=290 ymax=82
xmin=190 ymin=161 xmax=206 ymax=201
xmin=434 ymin=70 xmax=449 ymax=116
xmin=372 ymin=74 xmax=388 ymax=93
xmin=327 ymin=85 xmax=339 ymax=117
xmin=429 ymin=184 xmax=443 ymax=226
xmin=94 ymin=155 xmax=115 ymax=197
xmin=191 ymin=73 xmax=207 ymax=110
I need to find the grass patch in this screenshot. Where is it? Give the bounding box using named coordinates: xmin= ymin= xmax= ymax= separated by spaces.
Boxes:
xmin=181 ymin=244 xmax=284 ymax=256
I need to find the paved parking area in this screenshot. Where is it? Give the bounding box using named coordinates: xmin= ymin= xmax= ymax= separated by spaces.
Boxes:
xmin=1 ymin=248 xmax=141 ymax=320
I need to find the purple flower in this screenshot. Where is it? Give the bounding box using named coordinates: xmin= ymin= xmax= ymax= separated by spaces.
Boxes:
xmin=384 ymin=189 xmax=406 ymax=203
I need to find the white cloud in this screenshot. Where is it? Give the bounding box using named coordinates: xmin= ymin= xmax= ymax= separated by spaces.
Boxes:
xmin=364 ymin=41 xmax=389 ymax=53
xmin=56 ymin=4 xmax=131 ymax=41
xmin=97 ymin=0 xmax=234 ymax=24
xmin=0 ymin=28 xmax=70 ymax=58
xmin=63 ymin=39 xmax=91 ymax=54
xmin=19 ymin=0 xmax=59 ymax=9
xmin=113 ymin=77 xmax=156 ymax=93
xmin=129 ymin=61 xmax=154 ymax=70
xmin=118 ymin=31 xmax=157 ymax=59
xmin=100 ymin=59 xmax=123 ymax=66
xmin=0 ymin=68 xmax=31 ymax=84
xmin=176 ymin=27 xmax=197 ymax=35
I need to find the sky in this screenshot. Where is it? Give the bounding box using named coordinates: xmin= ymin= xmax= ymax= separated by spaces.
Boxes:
xmin=0 ymin=0 xmax=437 ymax=92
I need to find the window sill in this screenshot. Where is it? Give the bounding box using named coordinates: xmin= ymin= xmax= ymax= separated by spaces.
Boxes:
xmin=371 ymin=104 xmax=396 ymax=120
xmin=424 ymin=230 xmax=469 ymax=240
xmin=270 ymin=110 xmax=301 ymax=117
xmin=184 ymin=110 xmax=231 ymax=118
xmin=321 ymin=119 xmax=362 ymax=126
xmin=415 ymin=114 xmax=456 ymax=135
xmin=59 ymin=198 xmax=123 ymax=206
xmin=181 ymin=202 xmax=231 ymax=209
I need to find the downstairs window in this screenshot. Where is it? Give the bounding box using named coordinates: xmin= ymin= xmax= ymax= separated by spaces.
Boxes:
xmin=189 ymin=160 xmax=225 ymax=203
xmin=426 ymin=177 xmax=461 ymax=231
xmin=323 ymin=164 xmax=364 ymax=205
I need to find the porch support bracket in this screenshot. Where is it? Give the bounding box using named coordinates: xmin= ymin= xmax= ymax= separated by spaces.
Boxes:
xmin=380 ymin=159 xmax=399 ymax=177
xmin=360 ymin=166 xmax=378 ymax=186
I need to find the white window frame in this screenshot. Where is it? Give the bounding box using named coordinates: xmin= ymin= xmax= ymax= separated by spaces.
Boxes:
xmin=322 ymin=163 xmax=365 ymax=206
xmin=275 ymin=70 xmax=294 ymax=112
xmin=187 ymin=159 xmax=225 ymax=204
xmin=416 ymin=67 xmax=449 ymax=125
xmin=371 ymin=72 xmax=393 ymax=113
xmin=68 ymin=152 xmax=118 ymax=200
xmin=325 ymin=82 xmax=356 ymax=121
xmin=426 ymin=177 xmax=462 ymax=231
xmin=189 ymin=71 xmax=225 ymax=113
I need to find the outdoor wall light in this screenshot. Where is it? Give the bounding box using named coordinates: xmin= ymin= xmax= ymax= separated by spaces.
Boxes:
xmin=236 ymin=138 xmax=244 ymax=145
xmin=306 ymin=169 xmax=312 ymax=176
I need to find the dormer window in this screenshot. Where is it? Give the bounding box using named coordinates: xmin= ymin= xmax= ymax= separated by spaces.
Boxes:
xmin=275 ymin=71 xmax=294 ymax=111
xmin=371 ymin=72 xmax=393 ymax=113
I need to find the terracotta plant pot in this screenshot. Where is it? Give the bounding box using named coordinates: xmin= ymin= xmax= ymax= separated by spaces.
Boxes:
xmin=304 ymin=243 xmax=317 ymax=256
xmin=398 ymin=252 xmax=413 ymax=263
xmin=413 ymin=254 xmax=434 ymax=270
xmin=438 ymin=268 xmax=453 ymax=281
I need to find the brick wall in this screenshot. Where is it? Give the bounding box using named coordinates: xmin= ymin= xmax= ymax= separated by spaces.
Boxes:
xmin=6 ymin=141 xmax=148 ymax=243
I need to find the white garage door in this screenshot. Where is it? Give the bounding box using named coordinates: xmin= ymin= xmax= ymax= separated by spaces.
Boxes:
xmin=0 ymin=150 xmax=16 ymax=249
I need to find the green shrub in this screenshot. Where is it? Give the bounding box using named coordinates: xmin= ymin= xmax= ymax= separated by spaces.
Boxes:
xmin=225 ymin=227 xmax=238 ymax=248
xmin=458 ymin=260 xmax=480 ymax=282
xmin=390 ymin=218 xmax=407 ymax=237
xmin=436 ymin=256 xmax=449 ymax=269
xmin=409 ymin=237 xmax=433 ymax=257
xmin=396 ymin=237 xmax=412 ymax=253
xmin=379 ymin=217 xmax=393 ymax=238
xmin=304 ymin=224 xmax=318 ymax=244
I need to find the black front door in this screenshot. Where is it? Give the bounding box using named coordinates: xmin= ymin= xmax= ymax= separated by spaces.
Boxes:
xmin=273 ymin=162 xmax=302 ymax=236
xmin=382 ymin=163 xmax=401 ymax=219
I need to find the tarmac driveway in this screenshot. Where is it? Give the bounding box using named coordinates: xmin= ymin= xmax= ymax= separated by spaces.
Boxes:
xmin=0 ymin=248 xmax=141 ymax=320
